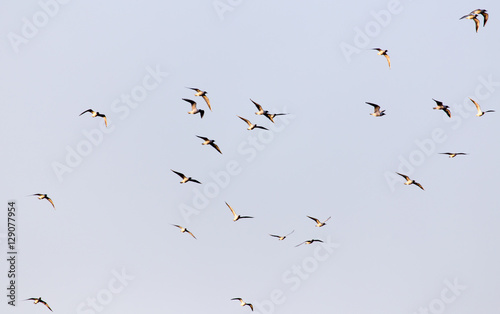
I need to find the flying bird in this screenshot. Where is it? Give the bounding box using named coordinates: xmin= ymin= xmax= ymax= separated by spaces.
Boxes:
xmin=225 ymin=202 xmax=253 ymax=221
xmin=269 ymin=230 xmax=294 ymax=241
xmin=187 ymin=87 xmax=211 ymax=111
xmin=396 ymin=172 xmax=424 ymax=190
xmin=31 ymin=194 xmax=55 ymax=209
xmin=196 ymin=136 xmax=222 ymax=154
xmin=469 ymin=98 xmax=495 ymax=116
xmin=307 ymin=216 xmax=331 ymax=227
xmin=462 ymin=9 xmax=488 ymax=26
xmin=366 ymin=102 xmax=386 ymax=117
xmin=25 ymin=297 xmax=52 ymax=311
xmin=432 ymin=99 xmax=451 ymax=118
xmin=250 ymin=99 xmax=287 ymax=123
xmin=440 ymin=152 xmax=468 ymax=158
xmin=171 ymin=170 xmax=201 ymax=184
xmin=295 ymin=239 xmax=323 ymax=247
xmin=79 ymin=109 xmax=108 ymax=127
xmin=231 ymin=298 xmax=254 ymax=311
xmin=238 ymin=116 xmax=268 ymax=130
xmin=171 ymin=224 xmax=196 ymax=239
xmin=372 ymin=48 xmax=390 ymax=68
xmin=460 ymin=13 xmax=480 ymax=32
xmin=182 ymin=98 xmax=204 ymax=118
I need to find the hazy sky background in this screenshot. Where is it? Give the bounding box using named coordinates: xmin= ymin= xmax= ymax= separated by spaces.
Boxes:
xmin=1 ymin=1 xmax=500 ymax=313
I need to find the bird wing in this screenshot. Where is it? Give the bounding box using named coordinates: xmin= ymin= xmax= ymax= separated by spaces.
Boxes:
xmin=189 ymin=179 xmax=202 ymax=184
xmin=485 ymin=110 xmax=495 ymax=113
xmin=171 ymin=170 xmax=186 ymax=179
xmin=439 ymin=153 xmax=452 ymax=155
xmin=250 ymin=99 xmax=263 ymax=112
xmin=307 ymin=216 xmax=320 ymax=224
xmin=482 ymin=12 xmax=489 ymax=26
xmin=226 ymin=202 xmax=237 ymax=218
xmin=200 ymin=110 xmax=204 ymax=118
xmin=324 ymin=216 xmax=332 ymax=223
xmin=238 ymin=116 xmax=252 ymax=126
xmin=444 ymin=108 xmax=451 ymax=118
xmin=469 ymin=98 xmax=481 ymax=113
xmin=396 ymin=172 xmax=410 ymax=181
xmin=432 ymin=99 xmax=443 ymax=107
xmin=41 ymin=300 xmax=53 ymax=311
xmin=188 ymin=87 xmax=200 ymax=92
xmin=414 ymin=182 xmax=425 ymax=190
xmin=79 ymin=109 xmax=94 ymax=116
xmin=182 ymin=98 xmax=196 ymax=106
xmin=473 ymin=17 xmax=480 ymax=32
xmin=372 ymin=48 xmax=382 ymax=51
xmin=103 ymin=116 xmax=108 ymax=127
xmin=187 ymin=230 xmax=197 ymax=239
xmin=384 ymin=54 xmax=391 ymax=68
xmin=269 ymin=234 xmax=280 ymax=238
xmin=286 ymin=230 xmax=295 ymax=237
xmin=231 ymin=298 xmax=242 ymax=301
xmin=295 ymin=241 xmax=305 ymax=247
xmin=255 ymin=125 xmax=269 ymax=130
xmin=25 ymin=298 xmax=38 ymax=301
xmin=248 ymin=304 xmax=254 ymax=311
xmin=264 ymin=113 xmax=275 ymax=123
xmin=202 ymin=95 xmax=211 ymax=111
xmin=211 ymin=143 xmax=223 ymax=154
xmin=239 ymin=216 xmax=254 ymax=219
xmin=365 ymin=102 xmax=380 ymax=112
xmin=196 ymin=135 xmax=209 ymax=141
xmin=46 ymin=197 xmax=55 ymax=209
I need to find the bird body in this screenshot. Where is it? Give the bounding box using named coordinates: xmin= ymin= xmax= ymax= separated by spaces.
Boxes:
xmin=25 ymin=297 xmax=52 ymax=311
xmin=366 ymin=102 xmax=385 ymax=117
xmin=238 ymin=116 xmax=268 ymax=130
xmin=432 ymin=99 xmax=451 ymax=118
xmin=396 ymin=172 xmax=424 ymax=190
xmin=196 ymin=136 xmax=222 ymax=154
xmin=231 ymin=298 xmax=254 ymax=311
xmin=172 ymin=224 xmax=196 ymax=239
xmin=182 ymin=98 xmax=204 ymax=118
xmin=440 ymin=152 xmax=467 ymax=158
xmin=469 ymin=98 xmax=495 ymax=116
xmin=307 ymin=216 xmax=331 ymax=227
xmin=188 ymin=87 xmax=211 ymax=111
xmin=171 ymin=170 xmax=201 ymax=184
xmin=79 ymin=109 xmax=108 ymax=127
xmin=295 ymin=239 xmax=323 ymax=247
xmin=225 ymin=202 xmax=253 ymax=221
xmin=372 ymin=48 xmax=391 ymax=68
xmin=31 ymin=194 xmax=55 ymax=209
xmin=269 ymin=230 xmax=294 ymax=241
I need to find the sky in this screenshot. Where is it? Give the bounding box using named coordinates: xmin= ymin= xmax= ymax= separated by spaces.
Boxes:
xmin=1 ymin=0 xmax=500 ymax=313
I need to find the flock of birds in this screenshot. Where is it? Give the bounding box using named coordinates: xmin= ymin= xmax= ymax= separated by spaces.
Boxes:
xmin=22 ymin=7 xmax=493 ymax=313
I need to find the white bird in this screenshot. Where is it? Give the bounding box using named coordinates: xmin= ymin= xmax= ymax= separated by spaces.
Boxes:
xmin=470 ymin=9 xmax=489 ymax=26
xmin=250 ymin=99 xmax=287 ymax=123
xmin=196 ymin=136 xmax=222 ymax=154
xmin=171 ymin=224 xmax=196 ymax=239
xmin=238 ymin=116 xmax=268 ymax=130
xmin=231 ymin=298 xmax=254 ymax=311
xmin=460 ymin=13 xmax=480 ymax=32
xmin=372 ymin=48 xmax=390 ymax=68
xmin=79 ymin=109 xmax=108 ymax=127
xmin=187 ymin=87 xmax=211 ymax=111
xmin=396 ymin=172 xmax=424 ymax=190
xmin=25 ymin=297 xmax=52 ymax=311
xmin=307 ymin=216 xmax=331 ymax=227
xmin=469 ymin=98 xmax=495 ymax=117
xmin=295 ymin=239 xmax=323 ymax=247
xmin=31 ymin=194 xmax=55 ymax=209
xmin=440 ymin=152 xmax=467 ymax=158
xmin=366 ymin=102 xmax=386 ymax=117
xmin=269 ymin=230 xmax=294 ymax=241
xmin=225 ymin=202 xmax=253 ymax=221
xmin=182 ymin=98 xmax=204 ymax=118
xmin=171 ymin=170 xmax=201 ymax=184
xmin=432 ymin=99 xmax=451 ymax=118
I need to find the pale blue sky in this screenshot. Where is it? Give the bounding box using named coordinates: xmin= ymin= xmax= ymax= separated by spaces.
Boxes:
xmin=1 ymin=1 xmax=500 ymax=313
